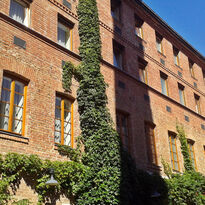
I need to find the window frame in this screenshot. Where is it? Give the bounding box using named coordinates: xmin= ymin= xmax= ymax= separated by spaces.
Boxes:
xmin=144 ymin=122 xmax=158 ymax=165
xmin=0 ymin=74 xmax=28 ymax=136
xmin=187 ymin=140 xmax=197 ymax=170
xmin=168 ymin=132 xmax=180 ymax=171
xmin=178 ymin=83 xmax=186 ymax=106
xmin=54 ymin=94 xmax=74 ymax=147
xmin=160 ymin=72 xmax=169 ymax=96
xmin=57 ymin=15 xmax=73 ymax=50
xmin=9 ymin=0 xmax=30 ymax=27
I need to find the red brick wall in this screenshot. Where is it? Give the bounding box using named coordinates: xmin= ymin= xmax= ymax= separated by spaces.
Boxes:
xmin=0 ymin=0 xmax=204 ymax=191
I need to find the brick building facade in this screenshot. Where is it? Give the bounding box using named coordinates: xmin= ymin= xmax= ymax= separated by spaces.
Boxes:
xmin=0 ymin=0 xmax=205 ymax=203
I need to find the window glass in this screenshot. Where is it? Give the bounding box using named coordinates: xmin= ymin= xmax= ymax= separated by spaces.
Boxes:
xmin=113 ymin=42 xmax=123 ymax=70
xmin=178 ymin=85 xmax=185 ymax=105
xmin=160 ymin=75 xmax=168 ymax=96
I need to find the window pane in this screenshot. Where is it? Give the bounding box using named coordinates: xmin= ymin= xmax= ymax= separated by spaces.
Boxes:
xmin=161 ymin=78 xmax=167 ymax=95
xmin=12 ymin=119 xmax=22 ymax=134
xmin=0 ymin=102 xmax=10 ymax=116
xmin=55 ymin=119 xmax=61 ymax=132
xmin=14 ymin=93 xmax=24 ymax=107
xmin=54 ymin=130 xmax=61 ymax=143
xmin=3 ymin=77 xmax=11 ymax=89
xmin=15 ymin=81 xmax=24 ymax=94
xmin=174 ymin=162 xmax=178 ymax=170
xmin=1 ymin=89 xmax=11 ymax=102
xmin=56 ymin=97 xmax=61 ymax=107
xmin=0 ymin=116 xmax=9 ymax=130
xmin=64 ymin=100 xmax=71 ymax=111
xmin=64 ymin=133 xmax=71 ymax=146
xmin=58 ymin=27 xmax=66 ymax=46
xmin=10 ymin=0 xmax=25 ymax=24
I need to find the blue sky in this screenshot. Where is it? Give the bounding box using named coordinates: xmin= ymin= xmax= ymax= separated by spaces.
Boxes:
xmin=143 ymin=0 xmax=205 ymax=57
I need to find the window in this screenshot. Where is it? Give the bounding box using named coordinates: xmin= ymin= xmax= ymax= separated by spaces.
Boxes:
xmin=173 ymin=47 xmax=180 ymax=66
xmin=0 ymin=75 xmax=27 ymax=135
xmin=58 ymin=15 xmax=73 ymax=50
xmin=168 ymin=133 xmax=180 ymax=171
xmin=204 ymin=146 xmax=205 ymax=157
xmin=145 ymin=122 xmax=157 ymax=165
xmin=113 ymin=41 xmax=124 ymax=70
xmin=135 ymin=15 xmax=144 ymax=39
xmin=111 ymin=0 xmax=121 ymax=21
xmin=116 ymin=111 xmax=129 ymax=149
xmin=202 ymin=69 xmax=205 ymax=84
xmin=156 ymin=32 xmax=163 ymax=54
xmin=9 ymin=0 xmax=30 ymax=26
xmin=194 ymin=94 xmax=201 ymax=114
xmin=160 ymin=72 xmax=168 ymax=96
xmin=138 ymin=57 xmax=148 ymax=84
xmin=187 ymin=140 xmax=197 ymax=170
xmin=178 ymin=83 xmax=185 ymax=106
xmin=189 ymin=60 xmax=195 ymax=77
xmin=54 ymin=95 xmax=73 ymax=146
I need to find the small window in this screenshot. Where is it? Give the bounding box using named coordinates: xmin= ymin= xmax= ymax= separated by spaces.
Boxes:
xmin=160 ymin=72 xmax=168 ymax=96
xmin=189 ymin=60 xmax=195 ymax=77
xmin=168 ymin=133 xmax=180 ymax=171
xmin=135 ymin=15 xmax=144 ymax=39
xmin=173 ymin=47 xmax=180 ymax=66
xmin=156 ymin=32 xmax=163 ymax=54
xmin=138 ymin=57 xmax=148 ymax=84
xmin=111 ymin=0 xmax=121 ymax=21
xmin=116 ymin=111 xmax=129 ymax=150
xmin=0 ymin=75 xmax=27 ymax=135
xmin=187 ymin=140 xmax=197 ymax=170
xmin=178 ymin=83 xmax=185 ymax=106
xmin=54 ymin=95 xmax=73 ymax=146
xmin=202 ymin=69 xmax=205 ymax=84
xmin=194 ymin=94 xmax=201 ymax=114
xmin=145 ymin=122 xmax=157 ymax=165
xmin=203 ymin=145 xmax=205 ymax=157
xmin=58 ymin=16 xmax=73 ymax=50
xmin=9 ymin=0 xmax=30 ymax=26
xmin=113 ymin=41 xmax=124 ymax=70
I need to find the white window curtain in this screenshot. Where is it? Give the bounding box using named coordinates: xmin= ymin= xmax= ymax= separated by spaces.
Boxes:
xmin=10 ymin=0 xmax=25 ymax=24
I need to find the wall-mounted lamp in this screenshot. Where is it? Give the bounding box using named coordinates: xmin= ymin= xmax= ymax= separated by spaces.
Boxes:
xmin=150 ymin=191 xmax=161 ymax=198
xmin=45 ymin=168 xmax=59 ymax=186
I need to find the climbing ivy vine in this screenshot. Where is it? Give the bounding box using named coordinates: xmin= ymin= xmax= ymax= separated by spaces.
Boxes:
xmin=0 ymin=0 xmax=121 ymax=204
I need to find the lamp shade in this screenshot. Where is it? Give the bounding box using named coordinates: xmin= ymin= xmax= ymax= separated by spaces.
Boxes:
xmin=45 ymin=168 xmax=59 ymax=186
